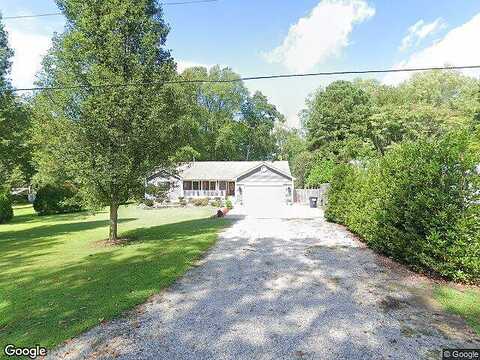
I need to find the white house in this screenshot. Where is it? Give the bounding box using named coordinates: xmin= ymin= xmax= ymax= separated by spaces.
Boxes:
xmin=147 ymin=161 xmax=294 ymax=207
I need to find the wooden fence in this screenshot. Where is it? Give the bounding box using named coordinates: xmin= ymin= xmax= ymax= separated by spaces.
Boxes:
xmin=293 ymin=184 xmax=330 ymax=207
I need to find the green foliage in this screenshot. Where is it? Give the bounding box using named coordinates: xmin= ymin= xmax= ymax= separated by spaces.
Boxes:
xmin=177 ymin=66 xmax=285 ymax=161
xmin=210 ymin=197 xmax=223 ymax=208
xmin=305 ymin=159 xmax=336 ymax=187
xmin=0 ymin=16 xmax=33 ymax=188
xmin=143 ymin=198 xmax=154 ymax=207
xmin=0 ymin=190 xmax=13 ymax=224
xmin=33 ymin=183 xmax=82 ymax=216
xmin=31 ymin=0 xmax=182 ymax=240
xmin=145 ymin=183 xmax=171 ymax=203
xmin=192 ymin=197 xmax=209 ymax=207
xmin=225 ymin=199 xmax=233 ymax=210
xmin=302 ymin=80 xmax=374 ymax=160
xmin=326 ymin=132 xmax=480 ymax=283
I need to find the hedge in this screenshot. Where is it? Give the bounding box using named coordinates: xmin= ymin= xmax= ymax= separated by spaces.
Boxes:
xmin=0 ymin=191 xmax=14 ymax=224
xmin=326 ymin=132 xmax=480 ymax=283
xmin=33 ymin=183 xmax=83 ymax=216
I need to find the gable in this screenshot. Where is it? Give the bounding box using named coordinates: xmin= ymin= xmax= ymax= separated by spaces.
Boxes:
xmin=237 ymin=165 xmax=292 ymax=184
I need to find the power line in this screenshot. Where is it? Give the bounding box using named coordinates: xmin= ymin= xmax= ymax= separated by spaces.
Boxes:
xmin=10 ymin=64 xmax=480 ymax=93
xmin=3 ymin=0 xmax=219 ymax=20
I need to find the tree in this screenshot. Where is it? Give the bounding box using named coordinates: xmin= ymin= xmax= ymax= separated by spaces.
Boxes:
xmin=0 ymin=14 xmax=32 ymax=189
xmin=32 ymin=0 xmax=183 ymax=241
xmin=302 ymin=80 xmax=375 ymax=161
xmin=274 ymin=126 xmax=306 ymax=162
xmin=177 ymin=66 xmax=284 ymax=161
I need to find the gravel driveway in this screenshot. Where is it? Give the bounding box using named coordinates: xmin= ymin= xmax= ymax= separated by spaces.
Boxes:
xmin=51 ymin=210 xmax=479 ymax=360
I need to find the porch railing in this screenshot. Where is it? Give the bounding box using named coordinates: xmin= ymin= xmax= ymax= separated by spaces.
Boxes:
xmin=184 ymin=190 xmax=227 ymax=197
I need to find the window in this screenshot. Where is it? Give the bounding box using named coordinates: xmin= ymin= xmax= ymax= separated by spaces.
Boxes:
xmin=219 ymin=181 xmax=227 ymax=191
xmin=193 ymin=181 xmax=199 ymax=190
xmin=183 ymin=181 xmax=192 ymax=190
xmin=202 ymin=181 xmax=210 ymax=190
xmin=210 ymin=181 xmax=216 ymax=190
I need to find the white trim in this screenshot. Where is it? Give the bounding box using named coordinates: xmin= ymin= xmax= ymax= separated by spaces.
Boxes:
xmin=234 ymin=162 xmax=293 ymax=181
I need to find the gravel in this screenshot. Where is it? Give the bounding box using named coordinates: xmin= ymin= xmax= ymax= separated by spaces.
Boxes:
xmin=50 ymin=211 xmax=480 ymax=360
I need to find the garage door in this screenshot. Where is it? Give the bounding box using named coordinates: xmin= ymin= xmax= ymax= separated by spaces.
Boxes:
xmin=242 ymin=185 xmax=285 ymax=209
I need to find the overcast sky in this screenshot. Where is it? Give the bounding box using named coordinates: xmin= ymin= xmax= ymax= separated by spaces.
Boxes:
xmin=2 ymin=0 xmax=480 ymax=128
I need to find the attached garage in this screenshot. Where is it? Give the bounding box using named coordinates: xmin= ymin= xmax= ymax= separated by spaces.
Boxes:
xmin=237 ymin=164 xmax=293 ymax=208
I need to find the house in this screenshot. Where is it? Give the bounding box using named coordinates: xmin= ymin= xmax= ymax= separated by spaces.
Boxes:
xmin=146 ymin=161 xmax=294 ymax=207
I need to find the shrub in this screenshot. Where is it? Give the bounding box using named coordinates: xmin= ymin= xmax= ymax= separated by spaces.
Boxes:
xmin=178 ymin=197 xmax=187 ymax=207
xmin=0 ymin=191 xmax=13 ymax=224
xmin=145 ymin=183 xmax=170 ymax=203
xmin=225 ymin=199 xmax=233 ymax=210
xmin=210 ymin=199 xmax=222 ymax=208
xmin=326 ymin=132 xmax=480 ymax=283
xmin=33 ymin=183 xmax=83 ymax=216
xmin=192 ymin=197 xmax=209 ymax=207
xmin=144 ymin=198 xmax=154 ymax=207
xmin=306 ymin=159 xmax=336 ymax=187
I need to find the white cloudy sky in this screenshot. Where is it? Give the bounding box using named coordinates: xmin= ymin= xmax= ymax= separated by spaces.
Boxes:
xmin=2 ymin=0 xmax=480 ymax=127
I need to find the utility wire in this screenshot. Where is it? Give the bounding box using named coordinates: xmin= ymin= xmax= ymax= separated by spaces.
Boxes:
xmin=3 ymin=0 xmax=219 ymax=19
xmin=10 ymin=65 xmax=480 ymax=93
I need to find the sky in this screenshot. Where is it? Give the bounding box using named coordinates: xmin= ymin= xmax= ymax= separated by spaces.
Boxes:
xmin=2 ymin=0 xmax=480 ymax=128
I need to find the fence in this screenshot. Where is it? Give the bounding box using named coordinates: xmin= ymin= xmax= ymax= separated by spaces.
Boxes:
xmin=294 ymin=184 xmax=330 ymax=207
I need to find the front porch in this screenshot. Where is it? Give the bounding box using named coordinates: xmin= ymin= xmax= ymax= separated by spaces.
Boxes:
xmin=182 ymin=180 xmax=236 ymax=198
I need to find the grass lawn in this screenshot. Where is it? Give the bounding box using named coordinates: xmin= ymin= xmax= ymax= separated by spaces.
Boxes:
xmin=434 ymin=285 xmax=480 ymax=336
xmin=0 ymin=204 xmax=231 ymax=351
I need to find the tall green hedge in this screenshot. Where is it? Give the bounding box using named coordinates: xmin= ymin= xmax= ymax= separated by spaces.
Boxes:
xmin=326 ymin=132 xmax=480 ymax=283
xmin=0 ymin=191 xmax=14 ymax=224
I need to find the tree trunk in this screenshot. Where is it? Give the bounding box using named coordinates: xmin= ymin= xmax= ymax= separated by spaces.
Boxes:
xmin=109 ymin=204 xmax=119 ymax=241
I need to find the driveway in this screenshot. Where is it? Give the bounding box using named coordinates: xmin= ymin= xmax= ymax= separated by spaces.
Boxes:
xmin=51 ymin=208 xmax=479 ymax=360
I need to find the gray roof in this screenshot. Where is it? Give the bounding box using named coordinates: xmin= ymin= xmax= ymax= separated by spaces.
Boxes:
xmin=179 ymin=161 xmax=292 ymax=181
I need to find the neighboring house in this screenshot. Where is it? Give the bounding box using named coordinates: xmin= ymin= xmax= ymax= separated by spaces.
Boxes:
xmin=147 ymin=161 xmax=294 ymax=207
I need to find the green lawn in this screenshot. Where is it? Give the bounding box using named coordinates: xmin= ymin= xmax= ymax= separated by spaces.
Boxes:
xmin=0 ymin=204 xmax=230 ymax=351
xmin=434 ymin=285 xmax=480 ymax=335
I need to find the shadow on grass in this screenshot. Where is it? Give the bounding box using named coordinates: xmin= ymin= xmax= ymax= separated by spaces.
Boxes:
xmin=0 ymin=217 xmax=231 ymax=349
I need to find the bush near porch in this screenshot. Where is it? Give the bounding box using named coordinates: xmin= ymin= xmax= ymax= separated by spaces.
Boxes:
xmin=0 ymin=205 xmax=231 ymax=350
xmin=326 ymin=132 xmax=480 ymax=283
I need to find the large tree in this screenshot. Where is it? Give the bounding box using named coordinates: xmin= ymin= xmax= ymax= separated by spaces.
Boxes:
xmin=32 ymin=0 xmax=183 ymax=240
xmin=302 ymin=80 xmax=374 ymax=160
xmin=177 ymin=66 xmax=284 ymax=161
xmin=0 ymin=14 xmax=32 ymax=189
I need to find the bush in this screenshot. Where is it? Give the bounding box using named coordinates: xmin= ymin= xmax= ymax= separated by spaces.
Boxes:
xmin=192 ymin=197 xmax=209 ymax=207
xmin=306 ymin=159 xmax=336 ymax=187
xmin=178 ymin=197 xmax=187 ymax=207
xmin=0 ymin=191 xmax=13 ymax=224
xmin=33 ymin=183 xmax=83 ymax=216
xmin=326 ymin=132 xmax=480 ymax=283
xmin=144 ymin=199 xmax=154 ymax=207
xmin=210 ymin=199 xmax=222 ymax=208
xmin=225 ymin=199 xmax=233 ymax=210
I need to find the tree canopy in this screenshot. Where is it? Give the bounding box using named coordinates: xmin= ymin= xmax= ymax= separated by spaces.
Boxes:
xmin=0 ymin=14 xmax=32 ymax=189
xmin=176 ymin=66 xmax=285 ymax=161
xmin=32 ymin=0 xmax=184 ymax=240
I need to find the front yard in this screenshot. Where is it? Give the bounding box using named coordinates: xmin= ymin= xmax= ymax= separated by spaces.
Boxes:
xmin=0 ymin=205 xmax=230 ymax=350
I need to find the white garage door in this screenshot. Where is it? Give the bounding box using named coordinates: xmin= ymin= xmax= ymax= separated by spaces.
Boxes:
xmin=243 ymin=185 xmax=285 ymax=208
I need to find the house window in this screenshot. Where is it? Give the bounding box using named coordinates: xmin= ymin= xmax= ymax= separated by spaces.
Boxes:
xmin=210 ymin=181 xmax=216 ymax=190
xmin=202 ymin=181 xmax=210 ymax=190
xmin=219 ymin=181 xmax=227 ymax=191
xmin=193 ymin=181 xmax=200 ymax=190
xmin=183 ymin=181 xmax=192 ymax=190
